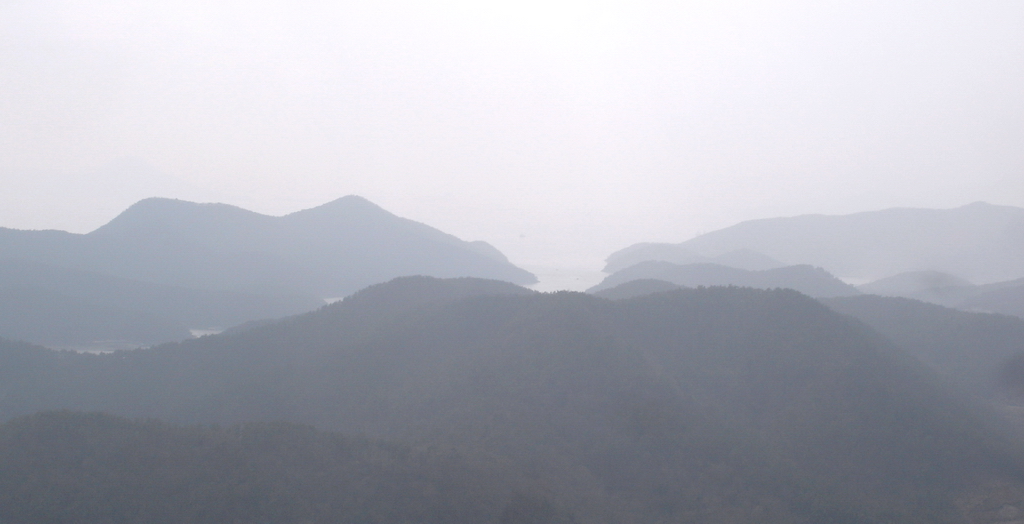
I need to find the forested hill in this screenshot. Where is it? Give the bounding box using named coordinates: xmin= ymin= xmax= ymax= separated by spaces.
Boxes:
xmin=594 ymin=279 xmax=1024 ymax=406
xmin=823 ymin=294 xmax=1024 ymax=402
xmin=0 ymin=411 xmax=571 ymax=524
xmin=1 ymin=277 xmax=1023 ymax=523
xmin=0 ymin=196 xmax=536 ymax=298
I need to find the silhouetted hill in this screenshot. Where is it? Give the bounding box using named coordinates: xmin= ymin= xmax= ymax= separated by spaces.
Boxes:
xmin=606 ymin=202 xmax=1024 ymax=283
xmin=588 ymin=261 xmax=860 ymax=297
xmin=0 ymin=196 xmax=536 ymax=298
xmin=0 ymin=258 xmax=323 ymax=348
xmin=0 ymin=277 xmax=1019 ymax=522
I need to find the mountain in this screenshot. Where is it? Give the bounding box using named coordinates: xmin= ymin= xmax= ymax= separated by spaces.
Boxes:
xmin=0 ymin=258 xmax=324 ymax=348
xmin=961 ymin=279 xmax=1024 ymax=319
xmin=0 ymin=196 xmax=536 ymax=298
xmin=0 ymin=276 xmax=1020 ymax=523
xmin=601 ymin=245 xmax=784 ymax=272
xmin=856 ymin=272 xmax=1024 ymax=319
xmin=593 ymin=278 xmax=1024 ymax=405
xmin=858 ymin=270 xmax=977 ymax=306
xmin=590 ymin=278 xmax=683 ymax=300
xmin=605 ymin=202 xmax=1024 ymax=283
xmin=587 ymin=261 xmax=860 ymax=298
xmin=823 ymin=294 xmax=1024 ymax=403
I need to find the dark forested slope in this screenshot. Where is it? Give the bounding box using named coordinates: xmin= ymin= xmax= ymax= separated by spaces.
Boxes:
xmin=0 ymin=277 xmax=1020 ymax=523
xmin=596 ymin=281 xmax=1024 ymax=407
xmin=0 ymin=411 xmax=566 ymax=524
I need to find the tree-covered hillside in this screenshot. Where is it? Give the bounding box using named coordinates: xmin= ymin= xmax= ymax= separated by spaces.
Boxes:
xmin=0 ymin=411 xmax=572 ymax=524
xmin=0 ymin=277 xmax=1021 ymax=523
xmin=824 ymin=295 xmax=1024 ymax=402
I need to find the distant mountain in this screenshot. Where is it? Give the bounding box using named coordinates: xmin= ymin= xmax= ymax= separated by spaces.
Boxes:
xmin=0 ymin=196 xmax=536 ymax=298
xmin=0 ymin=258 xmax=323 ymax=348
xmin=858 ymin=270 xmax=976 ymax=306
xmin=588 ymin=261 xmax=860 ymax=298
xmin=857 ymin=271 xmax=1024 ymax=319
xmin=590 ymin=278 xmax=683 ymax=300
xmin=961 ymin=279 xmax=1024 ymax=319
xmin=602 ymin=245 xmax=784 ymax=272
xmin=0 ymin=276 xmax=1020 ymax=523
xmin=605 ymin=202 xmax=1024 ymax=283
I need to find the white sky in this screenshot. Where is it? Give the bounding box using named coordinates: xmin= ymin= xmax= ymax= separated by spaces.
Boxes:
xmin=2 ymin=0 xmax=1022 ymax=271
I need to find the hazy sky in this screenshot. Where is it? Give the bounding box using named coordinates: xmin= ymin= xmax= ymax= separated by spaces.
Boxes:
xmin=2 ymin=0 xmax=1022 ymax=271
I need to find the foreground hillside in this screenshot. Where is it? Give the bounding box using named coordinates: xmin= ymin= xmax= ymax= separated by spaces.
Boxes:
xmin=1 ymin=277 xmax=1022 ymax=523
xmin=0 ymin=411 xmax=565 ymax=524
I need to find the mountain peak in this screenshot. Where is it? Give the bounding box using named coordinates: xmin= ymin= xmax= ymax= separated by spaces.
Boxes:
xmin=283 ymin=195 xmax=389 ymax=221
xmin=10 ymin=195 xmax=535 ymax=296
xmin=312 ymin=194 xmax=379 ymax=210
xmin=90 ymin=198 xmax=268 ymax=237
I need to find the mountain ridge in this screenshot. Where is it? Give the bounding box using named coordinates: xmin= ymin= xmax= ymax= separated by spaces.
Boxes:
xmin=0 ymin=276 xmax=1020 ymax=522
xmin=0 ymin=196 xmax=536 ymax=298
xmin=605 ymin=202 xmax=1024 ymax=283
xmin=589 ymin=261 xmax=860 ymax=298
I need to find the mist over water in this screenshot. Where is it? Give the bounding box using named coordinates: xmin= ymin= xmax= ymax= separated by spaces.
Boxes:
xmin=524 ymin=265 xmax=606 ymax=292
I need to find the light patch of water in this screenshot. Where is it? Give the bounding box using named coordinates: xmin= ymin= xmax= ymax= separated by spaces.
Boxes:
xmin=54 ymin=340 xmax=146 ymax=354
xmin=838 ymin=276 xmax=874 ymax=286
xmin=523 ymin=265 xmax=606 ymax=293
xmin=189 ymin=328 xmax=223 ymax=337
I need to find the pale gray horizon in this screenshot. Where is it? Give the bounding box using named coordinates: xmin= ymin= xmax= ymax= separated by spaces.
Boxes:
xmin=3 ymin=0 xmax=1022 ymax=282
